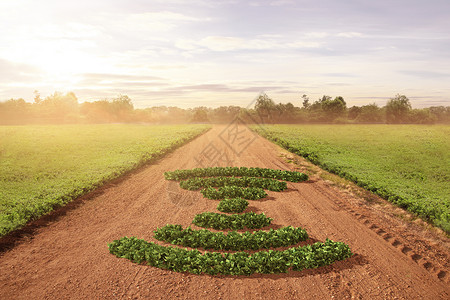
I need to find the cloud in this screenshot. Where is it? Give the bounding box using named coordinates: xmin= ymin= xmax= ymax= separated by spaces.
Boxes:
xmin=336 ymin=32 xmax=363 ymax=38
xmin=36 ymin=23 xmax=103 ymax=40
xmin=327 ymin=83 xmax=353 ymax=87
xmin=167 ymin=83 xmax=293 ymax=93
xmin=175 ymin=40 xmax=200 ymax=51
xmin=305 ymin=32 xmax=330 ymax=39
xmin=0 ymin=58 xmax=41 ymax=83
xmin=74 ymin=80 xmax=297 ymax=103
xmin=76 ymin=73 xmax=168 ymax=88
xmin=286 ymin=41 xmax=321 ymax=49
xmin=398 ymin=70 xmax=450 ymax=79
xmin=176 ymin=35 xmax=322 ymax=52
xmin=178 ymin=84 xmax=231 ymax=92
xmin=270 ymin=0 xmax=295 ymax=6
xmin=80 ymin=73 xmax=165 ymax=82
xmin=113 ymin=11 xmax=206 ymax=32
xmin=1 ymin=0 xmax=449 ymax=108
xmin=321 ymin=73 xmax=358 ymax=78
xmin=199 ymin=36 xmax=246 ymax=51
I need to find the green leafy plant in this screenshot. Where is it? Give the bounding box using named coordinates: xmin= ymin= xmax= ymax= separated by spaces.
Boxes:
xmin=201 ymin=186 xmax=267 ymax=200
xmin=251 ymin=125 xmax=450 ymax=233
xmin=192 ymin=212 xmax=272 ymax=230
xmin=108 ymin=236 xmax=353 ymax=275
xmin=179 ymin=176 xmax=287 ymax=191
xmin=164 ymin=167 xmax=308 ymax=182
xmin=109 ymin=166 xmax=353 ymax=275
xmin=154 ymin=224 xmax=308 ymax=251
xmin=217 ymin=197 xmax=249 ymax=213
xmin=0 ymin=124 xmax=210 ymax=237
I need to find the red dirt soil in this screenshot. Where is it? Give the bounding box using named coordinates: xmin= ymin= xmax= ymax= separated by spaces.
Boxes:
xmin=1 ymin=125 xmax=449 ymax=299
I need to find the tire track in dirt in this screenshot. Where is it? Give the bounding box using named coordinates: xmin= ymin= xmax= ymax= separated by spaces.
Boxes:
xmin=313 ymin=174 xmax=449 ymax=283
xmin=0 ymin=125 xmax=449 ymax=299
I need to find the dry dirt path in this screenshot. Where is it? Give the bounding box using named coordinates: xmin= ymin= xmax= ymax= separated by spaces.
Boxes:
xmin=1 ymin=125 xmax=449 ymax=299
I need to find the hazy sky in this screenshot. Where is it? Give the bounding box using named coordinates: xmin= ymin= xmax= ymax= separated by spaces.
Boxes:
xmin=1 ymin=0 xmax=449 ymax=108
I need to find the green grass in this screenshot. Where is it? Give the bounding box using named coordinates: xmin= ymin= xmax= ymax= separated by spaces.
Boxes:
xmin=0 ymin=124 xmax=210 ymax=236
xmin=252 ymin=124 xmax=450 ymax=233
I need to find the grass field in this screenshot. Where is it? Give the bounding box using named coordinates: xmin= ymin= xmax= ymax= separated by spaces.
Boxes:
xmin=0 ymin=124 xmax=210 ymax=237
xmin=252 ymin=124 xmax=450 ymax=233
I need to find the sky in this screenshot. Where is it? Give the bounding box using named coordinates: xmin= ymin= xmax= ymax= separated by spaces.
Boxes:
xmin=0 ymin=0 xmax=449 ymax=109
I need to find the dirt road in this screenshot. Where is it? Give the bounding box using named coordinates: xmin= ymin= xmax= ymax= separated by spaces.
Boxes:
xmin=1 ymin=125 xmax=449 ymax=299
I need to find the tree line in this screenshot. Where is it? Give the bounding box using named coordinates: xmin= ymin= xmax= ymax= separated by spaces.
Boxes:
xmin=0 ymin=91 xmax=449 ymax=125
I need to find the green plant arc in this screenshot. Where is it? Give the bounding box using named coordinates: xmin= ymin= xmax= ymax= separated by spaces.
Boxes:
xmin=108 ymin=167 xmax=353 ymax=275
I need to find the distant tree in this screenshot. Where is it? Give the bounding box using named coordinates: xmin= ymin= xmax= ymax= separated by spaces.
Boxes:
xmin=112 ymin=94 xmax=133 ymax=110
xmin=0 ymin=98 xmax=32 ymax=124
xmin=385 ymin=94 xmax=411 ymax=123
xmin=409 ymin=108 xmax=436 ymax=124
xmin=322 ymin=96 xmax=347 ymax=120
xmin=209 ymin=106 xmax=226 ymax=123
xmin=209 ymin=106 xmax=241 ymax=123
xmin=429 ymin=106 xmax=450 ymax=123
xmin=80 ymin=95 xmax=134 ymax=123
xmin=133 ymin=108 xmax=153 ymax=123
xmin=274 ymin=102 xmax=296 ymax=123
xmin=191 ymin=107 xmax=210 ymax=123
xmin=285 ymin=102 xmax=295 ymax=112
xmin=239 ymin=108 xmax=259 ymax=123
xmin=348 ymin=106 xmax=362 ymax=120
xmin=307 ymin=95 xmax=330 ymax=122
xmin=315 ymin=95 xmax=332 ymax=106
xmin=80 ymin=99 xmax=113 ymax=123
xmin=150 ymin=106 xmax=169 ymax=123
xmin=33 ymin=90 xmax=42 ymax=104
xmin=356 ymin=103 xmax=383 ymax=123
xmin=255 ymin=93 xmax=276 ymax=123
xmin=308 ymin=95 xmax=346 ymax=122
xmin=5 ymin=89 xmax=449 ymax=125
xmin=301 ymin=94 xmax=310 ymax=109
xmin=166 ymin=106 xmax=188 ymax=123
xmin=38 ymin=91 xmax=79 ymax=123
xmin=0 ymin=98 xmax=28 ymax=108
xmin=111 ymin=94 xmax=134 ymax=122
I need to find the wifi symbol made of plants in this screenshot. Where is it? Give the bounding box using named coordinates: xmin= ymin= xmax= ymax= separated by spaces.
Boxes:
xmin=108 ymin=167 xmax=353 ymax=275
